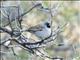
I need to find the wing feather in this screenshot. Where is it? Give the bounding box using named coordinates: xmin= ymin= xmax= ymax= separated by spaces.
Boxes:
xmin=28 ymin=25 xmax=43 ymax=32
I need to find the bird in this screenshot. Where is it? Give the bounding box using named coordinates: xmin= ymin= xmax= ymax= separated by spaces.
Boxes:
xmin=27 ymin=20 xmax=51 ymax=40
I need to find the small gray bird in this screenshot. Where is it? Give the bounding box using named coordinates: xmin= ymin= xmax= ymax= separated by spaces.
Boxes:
xmin=27 ymin=20 xmax=51 ymax=40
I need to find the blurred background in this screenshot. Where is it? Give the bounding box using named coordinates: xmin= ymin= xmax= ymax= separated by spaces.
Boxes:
xmin=0 ymin=1 xmax=80 ymax=60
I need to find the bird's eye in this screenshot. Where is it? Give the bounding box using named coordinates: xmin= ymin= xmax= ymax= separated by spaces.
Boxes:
xmin=45 ymin=22 xmax=51 ymax=28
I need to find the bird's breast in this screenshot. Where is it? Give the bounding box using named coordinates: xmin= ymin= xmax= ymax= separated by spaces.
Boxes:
xmin=35 ymin=28 xmax=51 ymax=39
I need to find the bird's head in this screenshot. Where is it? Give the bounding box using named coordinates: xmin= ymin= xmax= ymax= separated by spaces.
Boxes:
xmin=44 ymin=22 xmax=51 ymax=28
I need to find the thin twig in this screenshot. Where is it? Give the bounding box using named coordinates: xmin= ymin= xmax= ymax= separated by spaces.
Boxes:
xmin=0 ymin=27 xmax=12 ymax=35
xmin=2 ymin=3 xmax=42 ymax=27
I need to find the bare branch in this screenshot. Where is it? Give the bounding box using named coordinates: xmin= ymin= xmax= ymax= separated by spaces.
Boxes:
xmin=1 ymin=3 xmax=42 ymax=27
xmin=0 ymin=27 xmax=12 ymax=35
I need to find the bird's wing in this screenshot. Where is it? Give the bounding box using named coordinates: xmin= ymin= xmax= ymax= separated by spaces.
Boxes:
xmin=28 ymin=25 xmax=43 ymax=32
